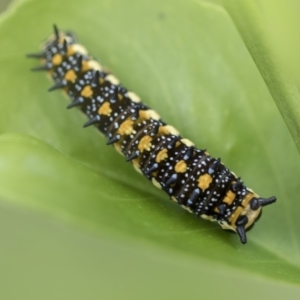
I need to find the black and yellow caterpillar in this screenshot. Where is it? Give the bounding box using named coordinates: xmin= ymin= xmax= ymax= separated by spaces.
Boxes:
xmin=28 ymin=25 xmax=276 ymax=244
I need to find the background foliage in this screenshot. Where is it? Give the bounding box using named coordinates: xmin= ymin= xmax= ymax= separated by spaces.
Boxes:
xmin=0 ymin=0 xmax=300 ymax=299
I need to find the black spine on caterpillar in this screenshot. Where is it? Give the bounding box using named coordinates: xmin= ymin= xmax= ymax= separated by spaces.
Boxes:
xmin=27 ymin=25 xmax=276 ymax=244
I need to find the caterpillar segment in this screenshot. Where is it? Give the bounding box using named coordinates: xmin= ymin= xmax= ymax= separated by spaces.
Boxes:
xmin=28 ymin=25 xmax=276 ymax=244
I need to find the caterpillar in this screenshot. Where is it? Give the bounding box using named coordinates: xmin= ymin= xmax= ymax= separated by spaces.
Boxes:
xmin=27 ymin=25 xmax=276 ymax=244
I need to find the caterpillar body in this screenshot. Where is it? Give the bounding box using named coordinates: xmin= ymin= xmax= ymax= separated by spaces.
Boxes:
xmin=28 ymin=25 xmax=276 ymax=244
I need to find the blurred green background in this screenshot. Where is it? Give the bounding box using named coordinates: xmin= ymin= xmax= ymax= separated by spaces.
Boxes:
xmin=0 ymin=0 xmax=10 ymax=12
xmin=1 ymin=0 xmax=300 ymax=299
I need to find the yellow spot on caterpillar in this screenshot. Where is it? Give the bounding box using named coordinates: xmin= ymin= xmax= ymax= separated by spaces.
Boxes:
xmin=87 ymin=60 xmax=103 ymax=71
xmin=200 ymin=214 xmax=214 ymax=221
xmin=175 ymin=141 xmax=181 ymax=147
xmin=67 ymin=44 xmax=88 ymax=56
xmin=118 ymin=119 xmax=134 ymax=135
xmin=152 ymin=178 xmax=162 ymax=189
xmin=214 ymin=206 xmax=221 ymax=214
xmin=181 ymin=205 xmax=193 ymax=213
xmin=229 ymin=206 xmax=244 ymax=227
xmin=118 ymin=93 xmax=123 ymax=100
xmin=105 ymin=74 xmax=120 ymax=85
xmin=138 ymin=110 xmax=161 ymax=121
xmin=147 ymin=110 xmax=160 ymax=120
xmin=138 ymin=110 xmax=147 ymax=119
xmin=81 ymin=60 xmax=90 ymax=72
xmin=52 ymin=54 xmax=62 ymax=65
xmin=156 ymin=148 xmax=168 ymax=163
xmin=223 ymin=190 xmax=236 ymax=205
xmin=81 ymin=85 xmax=93 ymax=98
xmin=171 ymin=196 xmax=178 ymax=203
xmin=126 ymin=91 xmax=141 ymax=103
xmin=138 ymin=135 xmax=152 ymax=152
xmin=175 ymin=160 xmax=187 ymax=173
xmin=152 ymin=171 xmax=158 ymax=177
xmin=64 ymin=70 xmax=77 ymax=82
xmin=198 ymin=174 xmax=212 ymax=190
xmin=98 ymin=102 xmax=112 ymax=116
xmin=181 ymin=138 xmax=195 ymax=147
xmin=132 ymin=159 xmax=142 ymax=174
xmin=219 ymin=220 xmax=235 ymax=231
xmin=67 ymin=47 xmax=74 ymax=55
xmin=159 ymin=125 xmax=180 ymax=135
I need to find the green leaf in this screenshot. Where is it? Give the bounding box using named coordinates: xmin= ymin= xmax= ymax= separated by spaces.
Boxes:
xmin=223 ymin=0 xmax=300 ymax=152
xmin=0 ymin=0 xmax=300 ymax=296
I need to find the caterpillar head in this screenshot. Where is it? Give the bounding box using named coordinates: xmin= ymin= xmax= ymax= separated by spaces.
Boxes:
xmin=218 ymin=194 xmax=276 ymax=244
